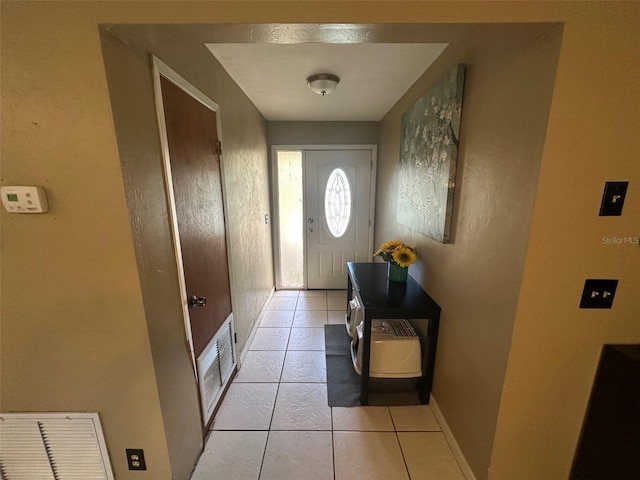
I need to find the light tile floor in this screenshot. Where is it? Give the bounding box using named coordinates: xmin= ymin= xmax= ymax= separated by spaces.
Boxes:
xmin=191 ymin=290 xmax=465 ymax=480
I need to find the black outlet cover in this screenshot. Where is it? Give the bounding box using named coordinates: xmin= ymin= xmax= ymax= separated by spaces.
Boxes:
xmin=126 ymin=449 xmax=147 ymax=471
xmin=580 ymin=279 xmax=618 ymax=309
xmin=599 ymin=181 xmax=628 ymax=216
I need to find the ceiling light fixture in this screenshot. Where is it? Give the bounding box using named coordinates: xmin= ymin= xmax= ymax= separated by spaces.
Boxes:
xmin=306 ymin=74 xmax=340 ymax=96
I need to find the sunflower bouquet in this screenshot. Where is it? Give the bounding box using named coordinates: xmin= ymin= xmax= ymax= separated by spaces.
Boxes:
xmin=373 ymin=240 xmax=417 ymax=268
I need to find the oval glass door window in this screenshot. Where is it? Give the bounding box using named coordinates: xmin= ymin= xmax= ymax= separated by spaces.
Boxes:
xmin=324 ymin=168 xmax=352 ymax=238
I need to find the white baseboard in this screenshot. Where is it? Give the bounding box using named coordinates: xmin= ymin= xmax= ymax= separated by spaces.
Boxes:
xmin=238 ymin=287 xmax=275 ymax=366
xmin=430 ymin=395 xmax=478 ymax=480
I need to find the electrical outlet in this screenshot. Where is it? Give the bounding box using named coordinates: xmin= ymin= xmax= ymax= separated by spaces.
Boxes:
xmin=579 ymin=279 xmax=618 ymax=309
xmin=599 ymin=181 xmax=628 ymax=216
xmin=126 ymin=449 xmax=146 ymax=471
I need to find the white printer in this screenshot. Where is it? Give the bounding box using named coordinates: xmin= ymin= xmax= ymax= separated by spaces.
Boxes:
xmin=350 ymin=319 xmax=422 ymax=379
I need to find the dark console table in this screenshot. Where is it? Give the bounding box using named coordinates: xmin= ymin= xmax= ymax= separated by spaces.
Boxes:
xmin=570 ymin=344 xmax=640 ymax=479
xmin=346 ymin=262 xmax=441 ymax=405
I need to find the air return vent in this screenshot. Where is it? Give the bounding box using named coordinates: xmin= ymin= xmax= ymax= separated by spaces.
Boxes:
xmin=197 ymin=314 xmax=236 ymax=425
xmin=0 ymin=413 xmax=113 ymax=479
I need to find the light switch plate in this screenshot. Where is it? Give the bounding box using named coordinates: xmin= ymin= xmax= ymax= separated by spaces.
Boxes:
xmin=599 ymin=181 xmax=628 ymax=216
xmin=580 ymin=279 xmax=618 ymax=309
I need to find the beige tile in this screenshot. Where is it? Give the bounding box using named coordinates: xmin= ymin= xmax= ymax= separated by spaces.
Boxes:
xmin=235 ymin=350 xmax=285 ymax=383
xmin=212 ymin=383 xmax=277 ymax=430
xmin=327 ymin=310 xmax=345 ymax=325
xmin=288 ymin=327 xmax=325 ymax=350
xmin=293 ymin=310 xmax=327 ymax=327
xmin=273 ymin=290 xmax=300 ymax=298
xmin=333 ymin=432 xmax=409 ymax=480
xmin=281 ymin=351 xmax=326 ymax=383
xmin=398 ymin=432 xmax=465 ymax=480
xmin=260 ymin=309 xmax=295 ymax=328
xmin=299 ymin=290 xmax=327 ymax=298
xmin=327 ymin=296 xmax=347 ymax=310
xmin=190 ymin=431 xmax=267 ymax=480
xmin=268 ymin=297 xmax=298 ymax=310
xmin=296 ymin=297 xmax=328 ymax=310
xmin=249 ymin=327 xmax=290 ymax=351
xmin=332 ymin=406 xmax=394 ymax=431
xmin=390 ymin=405 xmax=441 ymax=431
xmin=260 ymin=431 xmax=333 ymax=480
xmin=271 ymin=383 xmax=331 ymax=430
xmin=327 ymin=290 xmax=347 ymax=297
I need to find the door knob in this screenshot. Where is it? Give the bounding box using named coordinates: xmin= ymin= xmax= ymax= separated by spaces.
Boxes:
xmin=307 ymin=218 xmax=314 ymax=224
xmin=308 ymin=227 xmax=314 ymax=233
xmin=189 ymin=295 xmax=207 ymax=307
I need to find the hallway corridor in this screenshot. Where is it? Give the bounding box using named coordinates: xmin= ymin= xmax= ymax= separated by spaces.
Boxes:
xmin=190 ymin=290 xmax=464 ymax=480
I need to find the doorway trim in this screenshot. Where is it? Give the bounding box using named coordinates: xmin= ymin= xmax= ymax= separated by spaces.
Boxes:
xmin=270 ymin=144 xmax=377 ymax=290
xmin=152 ymin=56 xmax=238 ymax=374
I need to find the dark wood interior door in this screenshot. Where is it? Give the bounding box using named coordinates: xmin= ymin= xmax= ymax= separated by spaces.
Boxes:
xmin=160 ymin=76 xmax=232 ymax=358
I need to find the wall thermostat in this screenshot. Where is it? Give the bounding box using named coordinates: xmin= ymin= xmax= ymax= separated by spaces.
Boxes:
xmin=1 ymin=186 xmax=49 ymax=213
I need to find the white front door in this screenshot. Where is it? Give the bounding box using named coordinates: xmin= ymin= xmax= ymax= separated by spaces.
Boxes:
xmin=305 ymin=149 xmax=374 ymax=289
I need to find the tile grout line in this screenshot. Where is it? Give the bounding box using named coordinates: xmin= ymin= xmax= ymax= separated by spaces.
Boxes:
xmin=395 ymin=428 xmax=413 ymax=479
xmin=257 ymin=295 xmax=289 ymax=479
xmin=257 ymin=294 xmax=294 ymax=480
xmin=256 ymin=429 xmax=271 ymax=480
xmin=241 ymin=291 xmax=338 ymax=479
xmin=391 ymin=404 xmax=445 ymax=480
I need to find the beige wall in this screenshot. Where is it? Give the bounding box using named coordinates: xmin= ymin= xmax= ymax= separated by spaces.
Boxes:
xmin=99 ymin=32 xmax=204 ymax=478
xmin=375 ymin=24 xmax=563 ymax=478
xmin=1 ymin=3 xmax=274 ymax=480
xmin=489 ymin=4 xmax=640 ymax=479
xmin=2 ymin=2 xmax=639 ymax=480
xmin=267 ymin=121 xmax=379 ymax=146
xmin=0 ymin=5 xmax=172 ymax=480
xmin=100 ymin=19 xmax=275 ymax=480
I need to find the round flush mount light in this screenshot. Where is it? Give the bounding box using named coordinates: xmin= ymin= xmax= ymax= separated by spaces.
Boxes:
xmin=306 ymin=74 xmax=340 ymax=96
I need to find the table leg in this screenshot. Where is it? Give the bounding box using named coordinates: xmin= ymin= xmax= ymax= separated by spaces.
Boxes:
xmin=420 ymin=316 xmax=440 ymax=404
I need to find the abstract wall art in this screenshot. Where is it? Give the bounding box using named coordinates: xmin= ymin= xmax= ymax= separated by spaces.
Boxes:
xmin=397 ymin=64 xmax=465 ymax=243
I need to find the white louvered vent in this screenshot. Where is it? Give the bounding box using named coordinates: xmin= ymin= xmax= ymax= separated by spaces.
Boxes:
xmin=197 ymin=313 xmax=236 ymax=425
xmin=0 ymin=413 xmax=113 ymax=480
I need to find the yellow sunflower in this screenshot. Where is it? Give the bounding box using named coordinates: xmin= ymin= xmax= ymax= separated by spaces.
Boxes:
xmin=374 ymin=240 xmax=403 ymax=256
xmin=392 ymin=246 xmax=417 ymax=267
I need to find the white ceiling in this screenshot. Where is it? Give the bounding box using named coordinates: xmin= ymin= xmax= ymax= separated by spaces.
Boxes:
xmin=205 ymin=43 xmax=448 ymax=121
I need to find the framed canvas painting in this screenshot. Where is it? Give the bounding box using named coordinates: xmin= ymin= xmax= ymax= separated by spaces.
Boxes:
xmin=397 ymin=64 xmax=465 ymax=243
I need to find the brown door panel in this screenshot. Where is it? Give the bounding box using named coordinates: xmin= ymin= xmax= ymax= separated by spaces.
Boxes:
xmin=160 ymin=77 xmax=232 ymax=358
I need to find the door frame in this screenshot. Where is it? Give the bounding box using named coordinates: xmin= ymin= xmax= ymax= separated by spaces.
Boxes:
xmin=152 ymin=56 xmax=238 ymax=373
xmin=270 ymin=144 xmax=377 ymax=290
